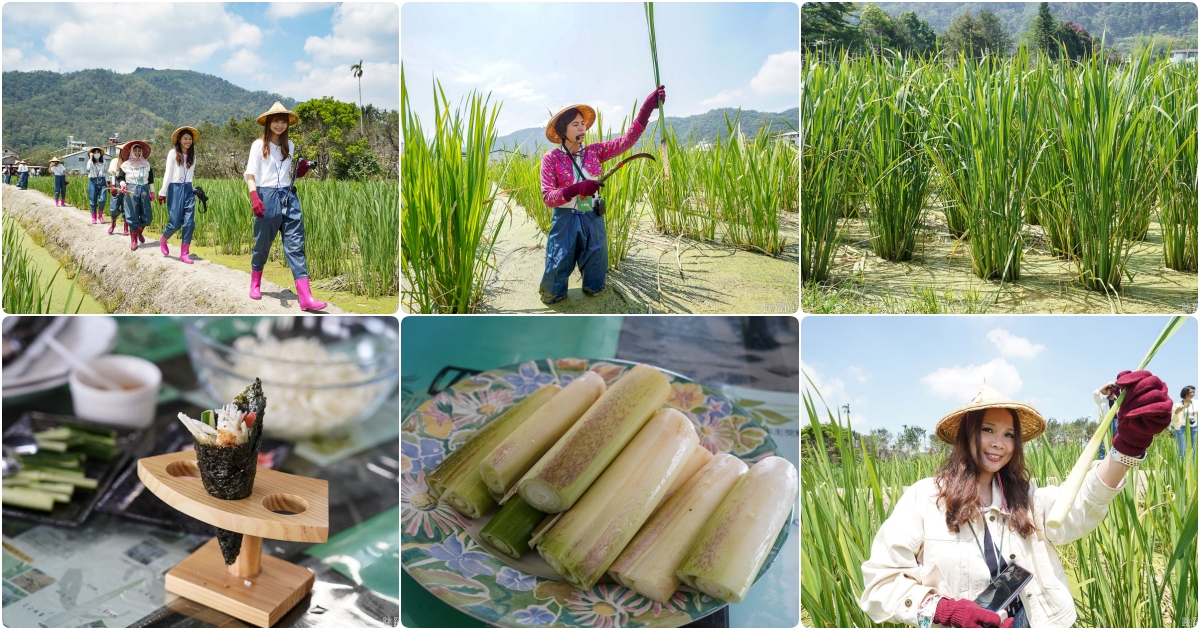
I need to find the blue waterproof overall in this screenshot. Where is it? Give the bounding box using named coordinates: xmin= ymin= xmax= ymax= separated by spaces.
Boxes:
xmin=537 ymin=153 xmax=607 ymax=302
xmin=109 ymin=189 xmax=124 ymax=219
xmin=17 ymin=171 xmax=28 ymax=189
xmin=162 ymin=183 xmax=196 ymax=244
xmin=253 ymin=186 xmax=309 ymax=280
xmin=88 ymin=177 xmax=107 ymax=212
xmin=3 ymin=171 xmax=10 ymax=185
xmin=53 ymin=174 xmax=66 ymax=200
xmin=123 ymin=185 xmax=153 ymax=228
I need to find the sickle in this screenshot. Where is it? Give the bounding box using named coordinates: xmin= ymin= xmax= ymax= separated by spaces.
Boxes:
xmin=598 ymin=153 xmax=657 ymax=185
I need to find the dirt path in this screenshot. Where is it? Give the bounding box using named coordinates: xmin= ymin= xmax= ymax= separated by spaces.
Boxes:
xmin=3 ymin=185 xmax=343 ymax=314
xmin=822 ymin=211 xmax=1197 ymax=314
xmin=478 ymin=195 xmax=799 ymax=314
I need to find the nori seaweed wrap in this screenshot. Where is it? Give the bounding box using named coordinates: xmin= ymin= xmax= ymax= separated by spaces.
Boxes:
xmin=183 ymin=378 xmax=267 ymax=565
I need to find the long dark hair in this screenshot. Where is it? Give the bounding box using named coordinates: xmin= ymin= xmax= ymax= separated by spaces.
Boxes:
xmin=934 ymin=408 xmax=1037 ymax=538
xmin=261 ymin=114 xmax=291 ymax=160
xmin=174 ymin=131 xmax=195 ymax=168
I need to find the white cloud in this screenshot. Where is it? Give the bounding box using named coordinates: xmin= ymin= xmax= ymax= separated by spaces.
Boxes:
xmin=272 ymin=61 xmax=399 ymax=110
xmin=847 ymin=365 xmax=873 ymax=383
xmin=223 ymin=49 xmax=269 ymax=81
xmin=921 ymin=358 xmax=1023 ymax=401
xmin=700 ymin=88 xmax=744 ymax=107
xmin=802 ymin=361 xmax=847 ymax=404
xmin=3 ymin=47 xmax=55 ymax=71
xmin=986 ymin=328 xmax=1045 ymax=360
xmin=303 ymin=3 xmax=398 ymax=65
xmin=267 ymin=3 xmax=338 ymax=19
xmin=750 ymin=50 xmax=799 ymax=96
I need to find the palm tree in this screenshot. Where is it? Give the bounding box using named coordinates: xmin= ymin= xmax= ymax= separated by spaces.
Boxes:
xmin=351 ymin=60 xmax=364 ymax=136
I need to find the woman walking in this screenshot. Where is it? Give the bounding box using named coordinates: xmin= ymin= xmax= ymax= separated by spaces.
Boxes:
xmin=118 ymin=140 xmax=154 ymax=251
xmin=3 ymin=164 xmax=11 ymax=185
xmin=1171 ymin=386 xmax=1197 ymax=459
xmin=537 ymin=86 xmax=666 ymax=305
xmin=49 ymin=158 xmax=68 ymax=206
xmin=159 ymin=126 xmax=199 ymax=264
xmin=16 ymin=160 xmax=29 ymax=190
xmin=243 ymin=102 xmax=324 ymax=311
xmin=859 ymin=372 xmax=1172 ymax=628
xmin=85 ymin=148 xmax=108 ymax=224
xmin=107 ymin=148 xmax=127 ymax=235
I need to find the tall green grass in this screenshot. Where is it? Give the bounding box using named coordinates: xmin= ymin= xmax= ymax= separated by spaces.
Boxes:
xmin=587 ymin=107 xmax=649 ymax=269
xmin=2 ymin=215 xmax=83 ymax=314
xmin=496 ymin=148 xmax=550 ymax=233
xmin=401 ymin=66 xmax=504 ymax=313
xmin=1154 ymin=62 xmax=1199 ymax=273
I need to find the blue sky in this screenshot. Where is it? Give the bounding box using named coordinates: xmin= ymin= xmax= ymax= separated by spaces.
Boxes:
xmin=2 ymin=2 xmax=398 ymax=109
xmin=401 ymin=2 xmax=799 ymax=136
xmin=802 ymin=316 xmax=1199 ymax=437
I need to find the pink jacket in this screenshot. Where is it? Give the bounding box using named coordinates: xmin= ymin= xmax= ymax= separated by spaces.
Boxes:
xmin=540 ymin=119 xmax=648 ymax=208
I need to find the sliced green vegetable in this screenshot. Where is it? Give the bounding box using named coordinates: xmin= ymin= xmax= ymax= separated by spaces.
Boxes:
xmin=480 ymin=497 xmax=545 ymax=559
xmin=2 ymin=487 xmax=56 ymax=511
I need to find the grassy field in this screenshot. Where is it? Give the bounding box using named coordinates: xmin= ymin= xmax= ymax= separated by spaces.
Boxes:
xmin=801 ymin=382 xmax=1199 ymax=627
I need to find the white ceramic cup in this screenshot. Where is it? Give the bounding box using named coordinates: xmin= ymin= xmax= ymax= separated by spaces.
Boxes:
xmin=68 ymin=355 xmax=162 ymax=428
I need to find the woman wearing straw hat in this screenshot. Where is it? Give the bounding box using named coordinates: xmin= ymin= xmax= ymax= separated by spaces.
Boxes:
xmin=117 ymin=140 xmax=155 ymax=251
xmin=107 ymin=146 xmax=128 ymax=235
xmin=49 ymin=158 xmax=68 ymax=206
xmin=537 ymin=85 xmax=667 ymax=305
xmin=158 ymin=126 xmax=199 ymax=264
xmin=243 ymin=102 xmax=323 ymax=311
xmin=858 ymin=372 xmax=1173 ymax=628
xmin=85 ymin=147 xmax=109 ymax=224
xmin=16 ymin=160 xmax=29 ymax=190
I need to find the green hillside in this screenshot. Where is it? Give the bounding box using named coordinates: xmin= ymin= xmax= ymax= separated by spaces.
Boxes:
xmin=493 ymin=107 xmax=799 ymax=155
xmin=2 ymin=68 xmax=296 ymax=153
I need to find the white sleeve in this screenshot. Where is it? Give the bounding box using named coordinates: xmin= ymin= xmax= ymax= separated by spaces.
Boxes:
xmin=857 ymin=482 xmax=938 ymax=626
xmin=159 ymin=150 xmax=177 ymax=197
xmin=244 ymin=140 xmax=263 ymax=183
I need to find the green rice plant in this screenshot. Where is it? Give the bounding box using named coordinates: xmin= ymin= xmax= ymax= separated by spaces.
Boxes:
xmin=925 ymin=48 xmax=1047 ymax=281
xmin=590 ymin=107 xmax=649 ymax=269
xmin=646 ymin=125 xmax=710 ymax=239
xmin=1028 ymin=137 xmax=1079 ymax=259
xmin=803 ymin=52 xmax=862 ymax=283
xmin=861 ymin=55 xmax=932 ymax=262
xmin=1050 ymin=49 xmax=1156 ymax=291
xmin=401 ymin=65 xmax=505 ymax=313
xmin=496 ymin=147 xmax=550 ymax=234
xmin=1153 ymin=63 xmax=1198 ymax=273
xmin=705 ymin=111 xmax=788 ymax=255
xmin=2 ymin=215 xmax=83 ymax=314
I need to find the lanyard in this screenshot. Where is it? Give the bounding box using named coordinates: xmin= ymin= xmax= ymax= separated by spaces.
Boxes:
xmin=270 ymin=142 xmax=287 ymax=190
xmin=561 ymin=145 xmax=589 ymax=184
xmin=967 ymin=509 xmax=1005 ymax=575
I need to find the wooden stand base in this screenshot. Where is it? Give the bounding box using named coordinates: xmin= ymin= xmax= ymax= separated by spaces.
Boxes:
xmin=165 ymin=538 xmax=315 ymax=628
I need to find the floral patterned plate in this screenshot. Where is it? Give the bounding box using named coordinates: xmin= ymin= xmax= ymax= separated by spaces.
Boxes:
xmin=402 ymin=358 xmax=789 ymax=628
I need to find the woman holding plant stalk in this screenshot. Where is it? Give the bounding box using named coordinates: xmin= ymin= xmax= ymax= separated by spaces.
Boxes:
xmin=537 ymin=85 xmax=666 ymax=305
xmin=859 ymin=372 xmax=1173 ymax=628
xmin=117 ymin=141 xmax=155 ymax=251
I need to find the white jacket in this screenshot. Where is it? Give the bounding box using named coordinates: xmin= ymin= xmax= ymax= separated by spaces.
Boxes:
xmin=858 ymin=460 xmax=1126 ymax=627
xmin=159 ymin=149 xmax=196 ymax=197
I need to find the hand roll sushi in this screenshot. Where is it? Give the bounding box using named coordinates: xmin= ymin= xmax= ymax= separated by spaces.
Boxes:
xmin=177 ymin=378 xmax=267 ymax=564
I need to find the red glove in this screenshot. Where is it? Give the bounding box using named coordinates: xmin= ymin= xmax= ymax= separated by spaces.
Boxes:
xmin=250 ymin=191 xmax=265 ymax=218
xmin=562 ymin=180 xmax=603 ymax=201
xmin=1112 ymin=370 xmax=1173 ymax=459
xmin=933 ymin=597 xmax=1008 ymax=628
xmin=635 ymin=85 xmax=667 ymax=128
xmin=157 ymin=194 xmax=166 ymax=203
xmin=296 ymin=159 xmax=310 ymax=179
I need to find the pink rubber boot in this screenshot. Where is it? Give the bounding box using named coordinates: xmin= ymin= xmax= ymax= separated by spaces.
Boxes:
xmin=179 ymin=243 xmax=193 ymax=265
xmin=137 ymin=228 xmax=145 ymax=244
xmin=90 ymin=211 xmax=97 ymax=224
xmin=295 ymin=278 xmax=328 ymax=311
xmin=159 ymin=235 xmax=169 ymax=256
xmin=249 ymin=270 xmax=262 ymax=300
xmin=130 ymin=230 xmax=139 ymax=251
xmin=108 ymin=216 xmax=118 ymax=235
xmin=123 ymin=220 xmax=129 ymax=236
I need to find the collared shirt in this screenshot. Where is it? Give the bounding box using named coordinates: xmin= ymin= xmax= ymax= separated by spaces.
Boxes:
xmin=16 ymin=164 xmax=28 ymax=173
xmin=539 ymin=118 xmax=648 ymax=209
xmin=159 ymin=149 xmax=196 ymax=197
xmin=86 ymin=159 xmax=107 ymax=178
xmin=244 ymin=139 xmax=293 ymax=189
xmin=120 ymin=159 xmax=152 ymax=187
xmin=49 ymin=164 xmax=66 ymax=176
xmin=858 ymin=460 xmax=1126 ymax=628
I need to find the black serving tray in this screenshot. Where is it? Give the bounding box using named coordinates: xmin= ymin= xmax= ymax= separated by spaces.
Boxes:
xmin=95 ymin=418 xmax=292 ymax=534
xmin=2 ymin=412 xmax=145 ymax=527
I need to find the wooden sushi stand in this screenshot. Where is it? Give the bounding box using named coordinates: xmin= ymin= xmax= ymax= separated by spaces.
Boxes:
xmin=137 ymin=450 xmax=329 ymax=627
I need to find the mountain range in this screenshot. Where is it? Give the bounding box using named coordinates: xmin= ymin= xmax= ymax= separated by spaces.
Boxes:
xmin=493 ymin=107 xmax=800 ymax=155
xmin=3 ymin=68 xmax=296 ymax=153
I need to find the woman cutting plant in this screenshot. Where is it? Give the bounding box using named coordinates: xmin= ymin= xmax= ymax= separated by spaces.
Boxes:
xmin=858 ymin=371 xmax=1173 ymax=628
xmin=537 ymin=85 xmax=666 ymax=305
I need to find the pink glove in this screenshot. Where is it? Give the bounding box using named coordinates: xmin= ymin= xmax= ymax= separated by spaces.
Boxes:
xmin=1112 ymin=370 xmax=1173 ymax=459
xmin=157 ymin=194 xmax=166 ymax=203
xmin=296 ymin=159 xmax=310 ymax=179
xmin=250 ymin=191 xmax=265 ymax=218
xmin=562 ymin=180 xmax=603 ymax=201
xmin=635 ymin=85 xmax=667 ymax=127
xmin=933 ymin=597 xmax=1008 ymax=628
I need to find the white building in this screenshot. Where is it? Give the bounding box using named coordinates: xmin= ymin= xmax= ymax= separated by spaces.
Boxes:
xmin=1171 ymin=48 xmax=1197 ymax=64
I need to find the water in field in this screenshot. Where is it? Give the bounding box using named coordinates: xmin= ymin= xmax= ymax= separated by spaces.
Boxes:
xmin=6 ymin=220 xmax=107 ymax=314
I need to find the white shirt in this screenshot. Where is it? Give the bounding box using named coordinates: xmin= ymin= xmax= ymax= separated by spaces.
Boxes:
xmin=107 ymin=157 xmax=121 ymax=183
xmin=244 ymin=138 xmax=294 ymax=189
xmin=1172 ymin=400 xmax=1197 ymax=430
xmin=86 ymin=159 xmax=107 ymax=178
xmin=17 ymin=164 xmax=28 ymax=173
xmin=49 ymin=164 xmax=66 ymax=176
xmin=120 ymin=159 xmax=151 ymax=187
xmin=159 ymin=149 xmax=196 ymax=197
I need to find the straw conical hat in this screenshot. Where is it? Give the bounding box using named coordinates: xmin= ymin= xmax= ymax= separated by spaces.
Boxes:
xmin=935 ymin=386 xmax=1046 ymax=445
xmin=120 ymin=140 xmax=151 ymax=160
xmin=48 ymin=157 xmax=62 ymax=165
xmin=545 ymin=104 xmax=596 ymax=144
xmin=256 ymin=102 xmax=298 ymax=126
xmin=85 ymin=147 xmax=105 ymax=156
xmin=172 ymin=126 xmax=200 ymax=145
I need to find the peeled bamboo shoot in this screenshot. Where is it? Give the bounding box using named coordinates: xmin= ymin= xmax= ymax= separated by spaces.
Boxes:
xmin=425 ymin=384 xmax=559 ymax=518
xmin=675 ymin=456 xmax=797 ymax=603
xmin=651 ymin=443 xmax=714 ymax=518
xmin=480 ymin=496 xmax=545 ymax=559
xmin=481 ymin=371 xmax=605 ymax=501
xmin=517 ymin=364 xmax=671 ymax=513
xmin=536 ymin=408 xmax=698 ymax=590
xmin=609 ymin=453 xmax=748 ymax=603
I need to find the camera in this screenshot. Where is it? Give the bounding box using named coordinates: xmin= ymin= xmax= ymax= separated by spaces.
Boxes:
xmin=193 ymin=186 xmax=208 ymax=203
xmin=594 ymin=196 xmax=606 ymax=217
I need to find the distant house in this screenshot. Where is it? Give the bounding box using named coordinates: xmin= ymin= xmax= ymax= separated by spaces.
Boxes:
xmin=1171 ymin=48 xmax=1197 ymax=64
xmin=2 ymin=148 xmax=18 ymax=166
xmin=777 ymin=131 xmax=800 ymax=146
xmin=61 ymin=149 xmax=92 ymax=174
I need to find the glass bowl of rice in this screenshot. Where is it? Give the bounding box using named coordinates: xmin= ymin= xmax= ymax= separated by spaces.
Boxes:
xmin=185 ymin=316 xmax=398 ymax=440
